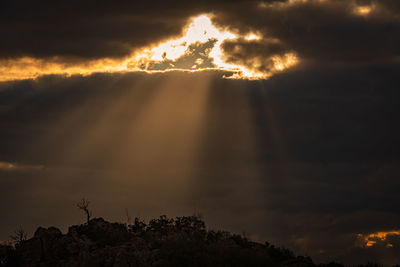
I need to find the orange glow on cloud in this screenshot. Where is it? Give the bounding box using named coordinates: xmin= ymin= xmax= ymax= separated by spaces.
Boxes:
xmin=135 ymin=15 xmax=237 ymax=62
xmin=353 ymin=2 xmax=375 ymax=16
xmin=131 ymin=14 xmax=298 ymax=79
xmin=0 ymin=161 xmax=43 ymax=171
xmin=359 ymin=230 xmax=400 ymax=248
xmin=259 ymin=0 xmax=373 ymax=17
xmin=0 ymin=14 xmax=298 ymax=82
xmin=353 ymin=5 xmax=373 ymax=16
xmin=0 ymin=161 xmax=16 ymax=170
xmin=0 ymin=57 xmax=127 ymax=82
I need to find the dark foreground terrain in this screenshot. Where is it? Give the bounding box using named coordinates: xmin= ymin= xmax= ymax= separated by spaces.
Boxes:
xmin=0 ymin=216 xmax=378 ymax=267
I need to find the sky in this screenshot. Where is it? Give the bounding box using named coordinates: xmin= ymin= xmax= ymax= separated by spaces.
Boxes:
xmin=1 ymin=0 xmax=400 ymax=264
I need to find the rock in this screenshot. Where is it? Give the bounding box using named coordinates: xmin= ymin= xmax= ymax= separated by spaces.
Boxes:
xmin=1 ymin=216 xmax=345 ymax=267
xmin=0 ymin=244 xmax=13 ymax=266
xmin=283 ymin=256 xmax=315 ymax=267
xmin=68 ymin=218 xmax=130 ymax=247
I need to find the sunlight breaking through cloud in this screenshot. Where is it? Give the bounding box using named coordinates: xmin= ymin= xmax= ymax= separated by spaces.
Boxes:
xmin=129 ymin=14 xmax=298 ymax=79
xmin=0 ymin=14 xmax=298 ymax=82
xmin=353 ymin=4 xmax=374 ymax=16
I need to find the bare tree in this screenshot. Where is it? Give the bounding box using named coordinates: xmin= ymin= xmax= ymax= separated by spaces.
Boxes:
xmin=76 ymin=198 xmax=92 ymax=223
xmin=10 ymin=226 xmax=27 ymax=245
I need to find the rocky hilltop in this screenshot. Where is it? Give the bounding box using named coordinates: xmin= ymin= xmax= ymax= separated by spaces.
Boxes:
xmin=0 ymin=216 xmax=338 ymax=267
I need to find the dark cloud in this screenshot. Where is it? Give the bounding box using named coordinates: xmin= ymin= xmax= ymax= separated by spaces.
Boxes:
xmin=1 ymin=0 xmax=398 ymax=63
xmin=0 ymin=1 xmax=188 ymax=59
xmin=221 ymin=38 xmax=293 ymax=73
xmin=214 ymin=0 xmax=400 ymax=65
xmin=0 ymin=0 xmax=259 ymax=60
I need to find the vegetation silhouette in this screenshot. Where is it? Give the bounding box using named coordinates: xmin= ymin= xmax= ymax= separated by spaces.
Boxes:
xmin=0 ymin=215 xmax=391 ymax=267
xmin=76 ymin=198 xmax=93 ymax=224
xmin=9 ymin=226 xmax=27 ymax=246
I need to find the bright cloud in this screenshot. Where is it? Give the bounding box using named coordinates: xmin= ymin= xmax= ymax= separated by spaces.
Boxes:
xmin=0 ymin=14 xmax=298 ymax=82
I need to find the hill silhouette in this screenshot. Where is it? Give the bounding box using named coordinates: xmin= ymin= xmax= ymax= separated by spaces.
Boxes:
xmin=0 ymin=215 xmax=371 ymax=267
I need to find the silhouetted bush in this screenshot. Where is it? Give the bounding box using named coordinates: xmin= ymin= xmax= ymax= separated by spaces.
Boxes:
xmin=0 ymin=215 xmax=392 ymax=267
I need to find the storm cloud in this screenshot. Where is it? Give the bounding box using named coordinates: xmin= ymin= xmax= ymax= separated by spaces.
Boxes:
xmin=1 ymin=0 xmax=400 ymax=265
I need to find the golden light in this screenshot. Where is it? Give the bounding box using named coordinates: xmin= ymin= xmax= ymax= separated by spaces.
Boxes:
xmin=0 ymin=14 xmax=298 ymax=82
xmin=0 ymin=161 xmax=43 ymax=171
xmin=131 ymin=14 xmax=298 ymax=79
xmin=353 ymin=4 xmax=374 ymax=16
xmin=358 ymin=230 xmax=400 ymax=248
xmin=137 ymin=15 xmax=236 ymax=62
xmin=0 ymin=161 xmax=16 ymax=170
xmin=245 ymin=33 xmax=262 ymax=41
xmin=271 ymin=54 xmax=298 ymax=71
xmin=0 ymin=57 xmax=127 ymax=82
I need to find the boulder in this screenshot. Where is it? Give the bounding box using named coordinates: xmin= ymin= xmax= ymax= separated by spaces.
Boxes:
xmin=68 ymin=218 xmax=130 ymax=247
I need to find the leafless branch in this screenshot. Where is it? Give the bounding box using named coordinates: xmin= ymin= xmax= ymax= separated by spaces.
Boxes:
xmin=76 ymin=198 xmax=92 ymax=223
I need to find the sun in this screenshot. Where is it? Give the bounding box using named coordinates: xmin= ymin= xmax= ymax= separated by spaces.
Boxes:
xmin=139 ymin=15 xmax=235 ymax=62
xmin=129 ymin=14 xmax=298 ymax=79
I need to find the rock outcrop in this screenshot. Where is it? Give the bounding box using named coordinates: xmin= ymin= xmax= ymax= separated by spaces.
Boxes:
xmin=0 ymin=216 xmax=335 ymax=267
